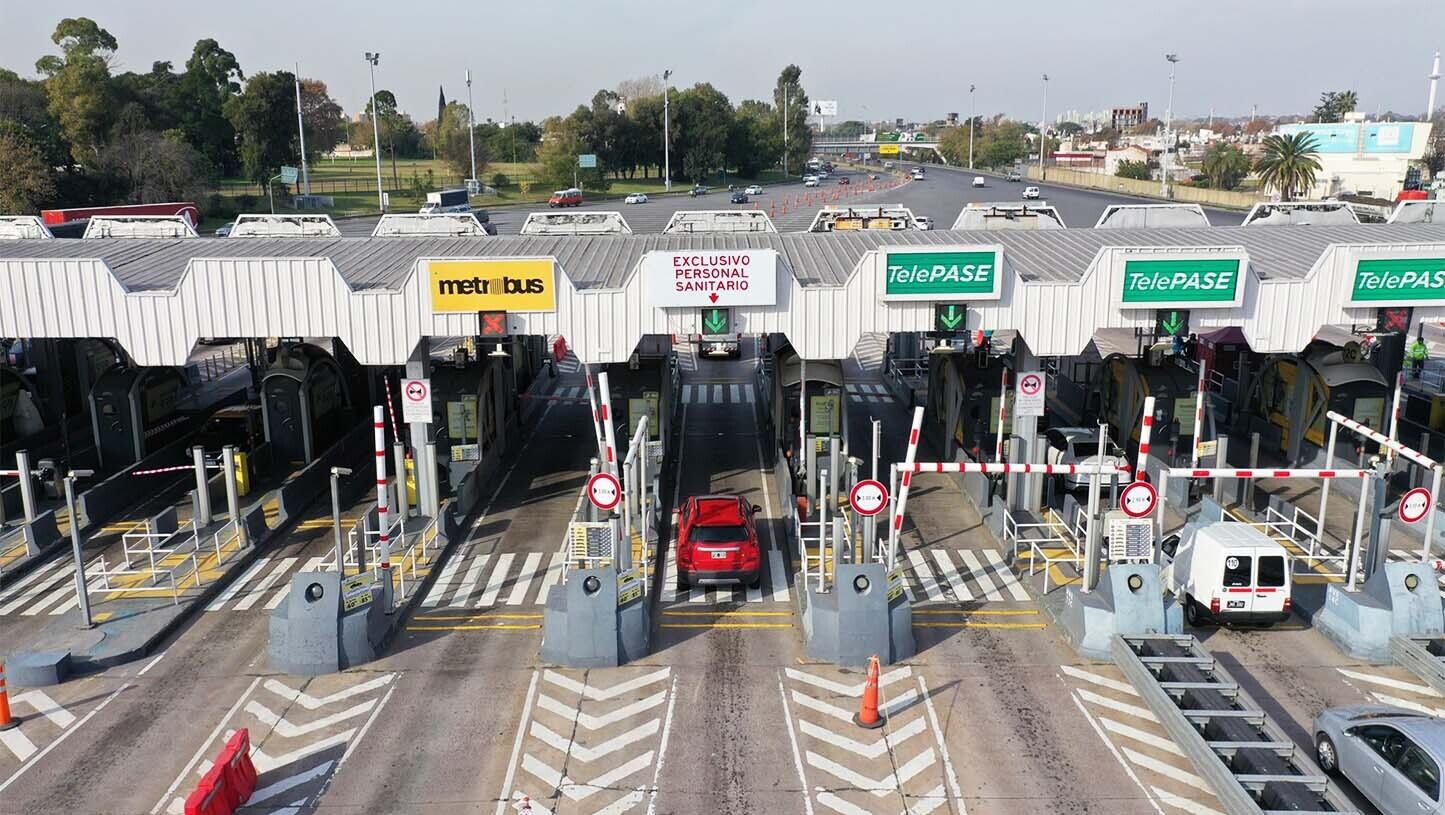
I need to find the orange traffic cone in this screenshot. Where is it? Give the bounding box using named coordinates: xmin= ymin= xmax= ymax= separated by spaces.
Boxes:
xmin=853 ymin=654 xmax=884 ymax=729
xmin=0 ymin=662 xmax=17 ymax=731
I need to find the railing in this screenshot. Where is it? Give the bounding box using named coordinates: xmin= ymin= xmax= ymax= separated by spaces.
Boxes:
xmin=796 ymin=516 xmax=831 ymax=592
xmin=1003 ymin=508 xmax=1081 ymax=593
xmin=188 ymin=345 xmax=248 ymax=384
xmin=391 ymin=516 xmax=440 ymax=600
xmin=93 ymin=555 xmax=184 ymax=605
xmin=1224 ymin=504 xmax=1347 ymax=578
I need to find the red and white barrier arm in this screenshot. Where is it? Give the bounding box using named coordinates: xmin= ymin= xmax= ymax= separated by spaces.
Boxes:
xmin=1327 ymin=410 xmax=1441 ymax=471
xmin=1165 ymin=467 xmax=1371 ymax=479
xmin=896 ymin=462 xmax=1132 ymax=475
xmin=888 ymin=406 xmax=926 ymax=562
xmin=131 ymin=464 xmax=201 ymax=476
xmin=1190 ymin=363 xmax=1207 ymax=469
xmin=1135 ymin=395 xmax=1155 ymax=483
xmin=994 ymin=368 xmax=1009 ymax=464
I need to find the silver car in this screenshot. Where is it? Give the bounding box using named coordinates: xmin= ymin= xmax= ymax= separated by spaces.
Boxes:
xmin=1043 ymin=427 xmax=1129 ymax=491
xmin=1315 ymin=704 xmax=1445 ymax=813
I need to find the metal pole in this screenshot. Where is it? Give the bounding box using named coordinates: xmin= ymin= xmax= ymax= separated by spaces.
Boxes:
xmin=465 ymin=69 xmax=477 ymax=185
xmin=15 ymin=450 xmax=36 ymax=523
xmin=192 ymin=446 xmax=211 ymax=527
xmin=871 ymin=418 xmax=880 ymax=483
xmin=1038 ymin=74 xmax=1048 ymax=180
xmin=1083 ymin=424 xmax=1104 ymax=593
xmin=1162 ymin=54 xmax=1179 ymax=198
xmin=222 ymin=444 xmax=240 ymax=527
xmin=1320 ymin=422 xmax=1338 ymax=542
xmin=424 ymin=441 xmax=439 ymax=518
xmin=968 ymin=84 xmax=976 ymax=169
xmin=1424 ymin=466 xmax=1443 ymax=564
xmin=820 ymin=468 xmax=829 ymax=591
xmin=365 ymin=53 xmax=385 ymax=213
xmin=663 ymin=70 xmax=672 ymax=191
xmin=393 ymin=442 xmax=408 ymax=520
xmin=330 ymin=469 xmax=345 ymax=576
xmin=64 ymin=473 xmax=92 ymax=628
xmin=799 ymin=359 xmax=807 ymax=488
xmin=1347 ymin=470 xmax=1371 ymax=591
xmin=294 ymin=64 xmax=310 ymax=195
xmin=1190 ymin=363 xmax=1207 ymax=469
xmin=995 ymin=368 xmax=1009 ymax=464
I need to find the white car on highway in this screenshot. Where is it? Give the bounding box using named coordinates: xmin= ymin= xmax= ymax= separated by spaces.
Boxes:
xmin=1022 ymin=186 xmax=1042 ymax=200
xmin=804 ymin=176 xmax=819 ymax=187
xmin=745 ymin=185 xmax=764 ymax=195
xmin=624 ymin=193 xmax=649 ymax=204
xmin=914 ymin=216 xmax=932 ymax=231
xmin=972 ymin=176 xmax=986 ymax=188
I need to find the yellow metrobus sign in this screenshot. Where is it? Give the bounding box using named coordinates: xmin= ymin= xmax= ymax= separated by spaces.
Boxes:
xmin=427 ymin=258 xmax=557 ymax=313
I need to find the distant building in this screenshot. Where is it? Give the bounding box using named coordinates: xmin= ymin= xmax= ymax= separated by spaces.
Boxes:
xmin=1105 ymin=145 xmax=1151 ymax=176
xmin=946 ymin=112 xmax=959 ymax=125
xmin=1275 ymin=119 xmax=1435 ymax=199
xmin=1111 ymin=102 xmax=1150 ymax=131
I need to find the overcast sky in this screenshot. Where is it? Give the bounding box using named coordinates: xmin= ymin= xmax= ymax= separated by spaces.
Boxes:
xmin=4 ymin=1 xmax=1441 ymax=124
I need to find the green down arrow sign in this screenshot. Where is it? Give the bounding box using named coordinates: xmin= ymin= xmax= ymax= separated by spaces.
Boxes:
xmin=933 ymin=303 xmax=966 ymax=333
xmin=703 ymin=308 xmax=730 ymax=334
xmin=1158 ymin=309 xmax=1189 ymax=337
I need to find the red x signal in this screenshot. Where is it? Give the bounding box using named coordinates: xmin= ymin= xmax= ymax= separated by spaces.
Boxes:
xmin=480 ymin=311 xmax=508 ymax=337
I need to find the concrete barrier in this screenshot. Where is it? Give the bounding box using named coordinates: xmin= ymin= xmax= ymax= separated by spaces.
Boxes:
xmin=1023 ymin=165 xmax=1262 ymax=211
xmin=275 ymin=422 xmax=372 ymax=525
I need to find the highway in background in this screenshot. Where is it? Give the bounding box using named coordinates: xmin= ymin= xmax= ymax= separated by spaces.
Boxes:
xmin=335 ymin=161 xmax=1247 ymax=236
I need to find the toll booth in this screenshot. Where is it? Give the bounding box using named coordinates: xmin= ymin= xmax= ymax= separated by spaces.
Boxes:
xmin=1096 ymin=354 xmax=1201 ymax=463
xmin=88 ymin=365 xmax=188 ymax=469
xmin=261 ymin=343 xmax=352 ymax=466
xmin=762 ymin=345 xmax=847 ymax=502
xmin=1243 ymin=347 xmax=1389 ymax=463
xmin=429 ymin=338 xmax=531 ymax=501
xmin=928 ymin=347 xmax=1011 ymax=462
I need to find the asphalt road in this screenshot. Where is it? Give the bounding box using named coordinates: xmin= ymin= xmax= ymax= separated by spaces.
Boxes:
xmin=331 ymin=161 xmax=1246 ymax=236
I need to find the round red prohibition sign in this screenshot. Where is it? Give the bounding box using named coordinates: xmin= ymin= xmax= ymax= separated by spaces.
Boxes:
xmin=1119 ymin=480 xmax=1158 ymax=519
xmin=405 ymin=380 xmax=428 ymax=402
xmin=1019 ymin=373 xmax=1043 ymax=396
xmin=587 ymin=472 xmax=622 ymax=512
xmin=1400 ymin=487 xmax=1433 ymax=525
xmin=849 ymin=480 xmax=889 ymax=517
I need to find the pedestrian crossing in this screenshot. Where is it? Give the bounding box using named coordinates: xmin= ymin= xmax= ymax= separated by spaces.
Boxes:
xmin=0 ymin=556 xmax=107 ymax=618
xmin=846 ymin=383 xmax=892 ymax=404
xmin=659 ymin=543 xmax=792 ymax=604
xmin=204 ymin=554 xmax=329 ymax=612
xmin=421 ymin=543 xmax=567 ymax=608
xmin=899 ymin=546 xmax=1031 ymax=604
xmin=680 ymin=383 xmax=756 ymax=405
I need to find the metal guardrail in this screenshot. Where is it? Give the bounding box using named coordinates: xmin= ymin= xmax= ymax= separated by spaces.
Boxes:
xmin=1112 ymin=634 xmax=1357 ymax=815
xmin=1003 ymin=509 xmax=1080 ymax=593
xmin=1390 ymin=635 xmax=1445 ymax=696
xmin=1223 ymin=505 xmax=1347 ymax=578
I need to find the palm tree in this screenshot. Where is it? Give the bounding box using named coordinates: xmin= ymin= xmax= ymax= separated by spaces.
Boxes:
xmin=1255 ymin=132 xmax=1322 ymax=201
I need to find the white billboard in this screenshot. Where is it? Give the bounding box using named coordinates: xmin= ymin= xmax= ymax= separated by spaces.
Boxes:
xmin=812 ymin=100 xmax=838 ymax=117
xmin=641 ymin=249 xmax=779 ymax=308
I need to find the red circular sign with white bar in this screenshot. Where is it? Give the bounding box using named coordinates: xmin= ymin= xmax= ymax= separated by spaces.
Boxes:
xmin=1119 ymin=480 xmax=1158 ymax=519
xmin=849 ymin=479 xmax=889 ymax=517
xmin=1400 ymin=487 xmax=1433 ymax=525
xmin=586 ymin=472 xmax=622 ymax=512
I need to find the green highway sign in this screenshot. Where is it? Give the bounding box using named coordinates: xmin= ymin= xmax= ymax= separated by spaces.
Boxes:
xmin=1120 ymin=258 xmax=1243 ymax=308
xmin=578 ymin=153 xmax=598 ymax=169
xmin=882 ymin=247 xmax=1003 ymax=301
xmin=279 ymin=165 xmax=299 ymax=184
xmin=933 ymin=303 xmax=966 ymax=333
xmin=700 ymin=307 xmax=731 ymax=335
xmin=1349 ymin=258 xmax=1445 ymax=306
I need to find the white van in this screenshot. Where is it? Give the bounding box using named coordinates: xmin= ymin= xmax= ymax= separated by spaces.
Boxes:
xmin=1160 ymin=522 xmax=1291 ymax=626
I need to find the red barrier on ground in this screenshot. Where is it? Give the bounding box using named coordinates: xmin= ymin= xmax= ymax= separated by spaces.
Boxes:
xmin=184 ymin=763 xmax=235 ymax=815
xmin=222 ymin=728 xmax=257 ymax=803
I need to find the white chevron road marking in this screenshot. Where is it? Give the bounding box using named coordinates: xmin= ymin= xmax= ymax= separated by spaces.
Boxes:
xmin=785 ymin=666 xmax=913 ymax=697
xmin=815 ymin=785 xmax=949 ymax=815
xmin=534 ymin=691 xmax=668 ymax=730
xmin=260 ymin=673 xmax=394 ymax=710
xmin=243 ymin=698 xmax=375 ymax=737
xmin=797 ymin=716 xmax=927 ymax=759
xmin=805 ymin=747 xmax=937 ymax=796
xmin=250 ymin=730 xmax=357 ymax=775
xmin=246 ymin=760 xmax=335 ymax=805
xmin=528 ymin=719 xmax=660 ymax=763
xmin=522 ymin=752 xmax=655 ymax=802
xmin=541 ymin=667 xmax=671 ymax=701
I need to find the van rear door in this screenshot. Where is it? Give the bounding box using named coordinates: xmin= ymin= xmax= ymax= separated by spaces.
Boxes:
xmin=1253 ymin=553 xmax=1289 ymax=615
xmin=1220 ymin=553 xmax=1254 ymax=614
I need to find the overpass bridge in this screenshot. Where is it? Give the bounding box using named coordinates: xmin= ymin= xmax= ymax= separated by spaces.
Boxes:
xmin=813 ymin=139 xmax=946 ymax=163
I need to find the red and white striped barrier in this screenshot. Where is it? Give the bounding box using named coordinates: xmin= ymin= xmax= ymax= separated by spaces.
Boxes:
xmin=1327 ymin=410 xmax=1440 ymax=471
xmin=132 ymin=463 xmax=204 ymax=476
xmin=1135 ymin=395 xmax=1155 ymax=483
xmin=382 ymin=378 xmax=402 ymax=441
xmin=0 ymin=470 xmax=21 ymax=478
xmin=598 ymin=372 xmax=619 ymax=475
xmin=896 ymin=461 xmax=1132 ymax=475
xmin=1165 ymin=467 xmax=1371 ymax=479
xmin=1190 ymin=363 xmax=1207 ymax=469
xmin=887 ymin=407 xmax=926 ymax=569
xmin=995 ymin=368 xmax=1009 ymax=464
xmin=374 ymin=406 xmax=390 ymax=573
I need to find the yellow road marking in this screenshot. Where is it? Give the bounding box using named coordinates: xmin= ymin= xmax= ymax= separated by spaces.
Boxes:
xmin=661 ymin=610 xmax=793 ymax=617
xmin=414 ymin=613 xmax=544 ymax=621
xmin=93 ymin=611 xmax=113 ymax=622
xmin=913 ymin=608 xmax=1039 ymax=616
xmin=406 ymin=623 xmax=541 ymax=631
xmin=659 ymin=622 xmax=794 ymax=629
xmin=914 ymin=621 xmax=1048 ymax=629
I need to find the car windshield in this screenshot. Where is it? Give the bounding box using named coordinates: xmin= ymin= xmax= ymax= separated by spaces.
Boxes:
xmin=1071 ymin=441 xmax=1100 ymax=457
xmin=690 ymin=524 xmax=749 ymax=543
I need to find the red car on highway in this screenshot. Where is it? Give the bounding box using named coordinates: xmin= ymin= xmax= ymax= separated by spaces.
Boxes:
xmin=675 ymin=495 xmax=763 ymax=589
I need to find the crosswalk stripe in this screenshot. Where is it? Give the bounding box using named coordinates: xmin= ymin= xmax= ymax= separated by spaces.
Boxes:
xmin=0 ymin=561 xmax=74 ymax=614
xmin=0 ymin=558 xmax=67 ymax=603
xmin=450 ymin=552 xmax=491 ymax=607
xmin=265 ymin=556 xmax=326 ymax=610
xmin=24 ymin=574 xmax=83 ymax=616
xmin=537 ymin=551 xmax=565 ymax=603
xmin=44 ymin=576 xmax=104 ymax=616
xmin=661 ymin=544 xmax=678 ymax=602
xmin=982 ymin=548 xmax=1030 ymax=601
xmin=208 ymin=556 xmax=271 ymax=611
xmin=958 ymin=550 xmax=1002 ymax=601
xmin=907 ymin=550 xmax=944 ymax=601
xmin=730 ymin=385 xmax=741 ymax=403
xmin=477 ymin=552 xmax=514 ymax=606
xmin=422 ymin=542 xmax=469 ymax=607
xmin=932 ymin=550 xmax=973 ymax=602
xmin=507 ymin=552 xmax=543 ymax=605
xmin=234 ymin=557 xmax=298 ymax=612
xmin=768 ymin=548 xmax=790 ymax=601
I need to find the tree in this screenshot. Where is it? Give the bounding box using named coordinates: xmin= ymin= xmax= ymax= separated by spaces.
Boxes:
xmin=1243 ymin=117 xmax=1275 ymax=138
xmin=175 ymin=39 xmax=243 ymax=175
xmin=298 ymin=79 xmax=345 ymax=158
xmin=0 ymin=131 xmax=57 ymax=212
xmin=224 ymin=71 xmax=299 ymax=185
xmin=35 ymin=17 xmax=118 ymax=160
xmin=1057 ymin=121 xmax=1085 ymax=137
xmin=536 ymin=119 xmax=584 ymax=188
xmin=96 ymin=130 xmax=212 ymax=204
xmin=773 ymin=65 xmax=811 ymax=175
xmin=1311 ymin=90 xmax=1358 ymax=123
xmin=616 ymin=75 xmax=663 ymax=102
xmin=673 ymin=82 xmax=732 ymax=183
xmin=1200 ymin=142 xmax=1250 ymax=190
xmin=432 ymin=101 xmax=487 ymax=179
xmin=729 ymin=99 xmax=781 ymax=179
xmin=826 ymin=119 xmax=868 ymax=139
xmin=111 ymin=61 xmax=182 ymax=135
xmin=1255 ymin=131 xmax=1322 ymax=200
xmin=1116 ymin=160 xmax=1151 ymax=180
xmin=487 ymin=120 xmax=540 ymax=163
xmin=0 ymin=69 xmax=68 ymax=170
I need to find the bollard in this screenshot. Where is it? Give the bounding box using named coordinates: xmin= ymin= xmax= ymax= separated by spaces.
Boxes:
xmin=16 ymin=450 xmax=38 ymax=523
xmin=192 ymin=446 xmax=211 ymax=526
xmin=0 ymin=662 xmax=18 ymax=730
xmin=223 ymin=446 xmax=241 ymax=542
xmin=393 ymin=442 xmax=408 ymax=520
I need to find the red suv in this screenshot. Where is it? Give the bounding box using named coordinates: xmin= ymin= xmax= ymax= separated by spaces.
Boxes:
xmin=676 ymin=495 xmax=763 ymax=589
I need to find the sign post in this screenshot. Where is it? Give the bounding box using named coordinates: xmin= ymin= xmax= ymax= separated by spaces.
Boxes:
xmin=401 ymin=378 xmax=432 ymax=424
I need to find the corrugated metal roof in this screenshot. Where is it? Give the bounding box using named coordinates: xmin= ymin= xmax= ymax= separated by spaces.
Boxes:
xmin=3 ymin=224 xmax=1444 ymax=291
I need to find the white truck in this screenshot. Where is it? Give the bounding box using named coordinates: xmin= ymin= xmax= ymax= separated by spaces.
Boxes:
xmin=1160 ymin=521 xmax=1292 ymax=627
xmin=419 ymin=188 xmax=471 ymax=215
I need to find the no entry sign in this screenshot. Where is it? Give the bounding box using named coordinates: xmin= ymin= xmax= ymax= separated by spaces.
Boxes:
xmin=1015 ymin=371 xmax=1045 ymax=418
xmin=1400 ymin=487 xmax=1433 ymax=525
xmin=849 ymin=479 xmax=889 ymax=516
xmin=1119 ymin=480 xmax=1158 ymax=518
xmin=587 ymin=472 xmax=622 ymax=512
xmin=401 ymin=378 xmax=432 ymax=424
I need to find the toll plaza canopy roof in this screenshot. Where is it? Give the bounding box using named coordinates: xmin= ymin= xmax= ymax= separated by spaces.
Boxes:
xmin=2 ymin=223 xmax=1444 ymax=366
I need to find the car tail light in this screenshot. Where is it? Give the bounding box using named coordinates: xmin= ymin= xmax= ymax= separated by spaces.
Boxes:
xmin=1283 ymin=596 xmax=1292 ymax=613
xmin=1209 ymin=597 xmax=1220 ymax=615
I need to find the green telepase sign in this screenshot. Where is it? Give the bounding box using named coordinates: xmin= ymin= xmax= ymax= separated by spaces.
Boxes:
xmin=882 ymin=249 xmax=1002 ymax=300
xmin=1350 ymin=258 xmax=1445 ymax=305
xmin=1120 ymin=258 xmax=1243 ymax=306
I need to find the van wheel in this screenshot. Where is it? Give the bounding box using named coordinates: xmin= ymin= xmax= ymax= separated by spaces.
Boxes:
xmin=1184 ymin=595 xmax=1202 ymax=626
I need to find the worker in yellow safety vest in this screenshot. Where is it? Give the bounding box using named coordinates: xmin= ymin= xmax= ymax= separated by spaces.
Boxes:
xmin=1407 ymin=336 xmax=1429 ymax=379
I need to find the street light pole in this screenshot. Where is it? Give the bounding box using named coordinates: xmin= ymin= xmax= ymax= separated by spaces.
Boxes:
xmin=465 ymin=69 xmax=477 ymax=186
xmin=662 ymin=69 xmax=672 ymax=192
xmin=293 ymin=63 xmax=310 ymax=195
xmin=1039 ymin=74 xmax=1049 ymax=181
xmin=1163 ymin=53 xmax=1180 ymax=198
xmin=783 ymin=89 xmax=790 ymax=177
xmin=63 ymin=470 xmax=95 ymax=628
xmin=364 ymin=52 xmax=385 ymax=213
xmin=968 ymin=84 xmax=976 ymax=169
